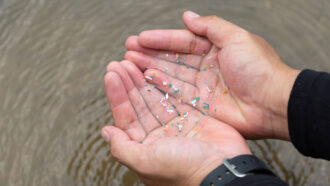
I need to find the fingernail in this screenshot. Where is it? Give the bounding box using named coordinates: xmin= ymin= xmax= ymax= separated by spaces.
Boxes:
xmin=185 ymin=11 xmax=200 ymax=18
xmin=101 ymin=129 xmax=110 ymax=143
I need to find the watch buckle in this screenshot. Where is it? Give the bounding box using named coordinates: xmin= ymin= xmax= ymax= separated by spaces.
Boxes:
xmin=223 ymin=158 xmax=248 ymax=178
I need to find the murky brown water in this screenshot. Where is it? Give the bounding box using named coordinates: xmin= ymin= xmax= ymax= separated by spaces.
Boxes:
xmin=1 ymin=0 xmax=330 ymax=185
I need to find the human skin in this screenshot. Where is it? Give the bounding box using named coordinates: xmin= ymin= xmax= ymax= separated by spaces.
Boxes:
xmin=101 ymin=11 xmax=301 ymax=185
xmin=102 ymin=61 xmax=251 ymax=186
xmin=124 ymin=11 xmax=301 ymax=141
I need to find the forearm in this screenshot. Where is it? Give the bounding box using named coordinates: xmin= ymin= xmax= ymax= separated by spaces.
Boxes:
xmin=288 ymin=69 xmax=330 ymax=160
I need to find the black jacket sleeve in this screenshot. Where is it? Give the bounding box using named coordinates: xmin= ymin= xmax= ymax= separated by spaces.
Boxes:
xmin=288 ymin=69 xmax=330 ymax=160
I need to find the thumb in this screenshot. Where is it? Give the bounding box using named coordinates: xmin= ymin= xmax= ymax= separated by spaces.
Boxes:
xmin=182 ymin=11 xmax=246 ymax=48
xmin=102 ymin=126 xmax=147 ymax=171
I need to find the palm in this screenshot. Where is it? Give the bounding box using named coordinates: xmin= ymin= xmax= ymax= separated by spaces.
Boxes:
xmin=105 ymin=60 xmax=250 ymax=185
xmin=124 ymin=31 xmax=277 ymax=139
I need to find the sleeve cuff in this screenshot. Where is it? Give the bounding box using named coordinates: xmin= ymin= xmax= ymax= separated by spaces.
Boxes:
xmin=288 ymin=69 xmax=330 ymax=159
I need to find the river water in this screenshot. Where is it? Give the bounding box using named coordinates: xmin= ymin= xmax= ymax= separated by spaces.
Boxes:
xmin=0 ymin=0 xmax=330 ymax=185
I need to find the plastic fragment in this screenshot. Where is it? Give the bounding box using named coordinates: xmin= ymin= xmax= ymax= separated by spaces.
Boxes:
xmin=178 ymin=125 xmax=183 ymax=132
xmin=191 ymin=99 xmax=197 ymax=107
xmin=145 ymin=75 xmax=153 ymax=80
xmin=203 ymin=102 xmax=210 ymax=109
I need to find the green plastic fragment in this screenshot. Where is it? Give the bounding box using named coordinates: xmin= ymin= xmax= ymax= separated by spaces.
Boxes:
xmin=203 ymin=102 xmax=209 ymax=109
xmin=173 ymin=89 xmax=179 ymax=95
xmin=194 ymin=97 xmax=200 ymax=101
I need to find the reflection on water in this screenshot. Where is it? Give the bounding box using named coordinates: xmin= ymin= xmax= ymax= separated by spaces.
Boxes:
xmin=66 ymin=93 xmax=140 ymax=185
xmin=0 ymin=0 xmax=330 ymax=185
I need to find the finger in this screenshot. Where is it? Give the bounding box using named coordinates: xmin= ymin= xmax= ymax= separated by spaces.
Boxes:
xmin=126 ymin=35 xmax=169 ymax=59
xmin=125 ymin=35 xmax=203 ymax=68
xmin=102 ymin=126 xmax=150 ymax=173
xmin=104 ymin=72 xmax=146 ymax=141
xmin=182 ymin=11 xmax=246 ymax=48
xmin=107 ymin=61 xmax=119 ymax=72
xmin=196 ymin=46 xmax=221 ymax=100
xmin=138 ymin=29 xmax=212 ymax=55
xmin=144 ymin=69 xmax=202 ymax=108
xmin=107 ymin=62 xmax=160 ymax=134
xmin=121 ymin=60 xmax=179 ymax=125
xmin=125 ymin=51 xmax=198 ymax=85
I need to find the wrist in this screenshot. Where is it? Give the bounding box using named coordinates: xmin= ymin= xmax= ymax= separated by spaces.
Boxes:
xmin=199 ymin=154 xmax=277 ymax=186
xmin=269 ymin=66 xmax=300 ymax=140
xmin=186 ymin=152 xmax=252 ymax=186
xmin=185 ymin=158 xmax=223 ymax=186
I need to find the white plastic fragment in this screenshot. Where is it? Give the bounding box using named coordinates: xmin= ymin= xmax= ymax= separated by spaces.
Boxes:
xmin=145 ymin=75 xmax=153 ymax=80
xmin=191 ymin=99 xmax=197 ymax=107
xmin=178 ymin=124 xmax=183 ymax=132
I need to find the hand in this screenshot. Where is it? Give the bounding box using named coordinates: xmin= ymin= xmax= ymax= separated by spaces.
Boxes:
xmin=124 ymin=11 xmax=300 ymax=140
xmin=103 ymin=61 xmax=251 ymax=186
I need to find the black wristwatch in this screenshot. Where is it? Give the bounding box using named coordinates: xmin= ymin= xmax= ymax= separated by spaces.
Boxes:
xmin=200 ymin=155 xmax=277 ymax=186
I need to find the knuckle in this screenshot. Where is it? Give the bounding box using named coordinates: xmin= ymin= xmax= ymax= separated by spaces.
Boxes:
xmin=110 ymin=146 xmax=120 ymax=159
xmin=230 ymin=30 xmax=253 ymax=43
xmin=189 ymin=35 xmax=197 ymax=52
xmin=240 ymin=30 xmax=252 ymax=40
xmin=208 ymin=15 xmax=219 ymax=21
xmin=253 ymin=34 xmax=265 ymax=42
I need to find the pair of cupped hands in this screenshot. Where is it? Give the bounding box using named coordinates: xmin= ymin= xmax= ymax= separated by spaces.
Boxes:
xmin=102 ymin=11 xmax=300 ymax=186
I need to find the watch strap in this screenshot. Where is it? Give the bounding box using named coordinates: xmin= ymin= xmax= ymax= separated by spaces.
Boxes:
xmin=200 ymin=155 xmax=276 ymax=186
